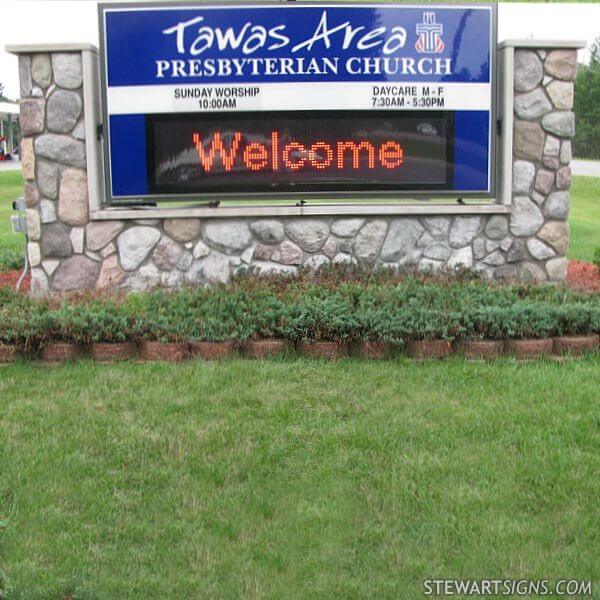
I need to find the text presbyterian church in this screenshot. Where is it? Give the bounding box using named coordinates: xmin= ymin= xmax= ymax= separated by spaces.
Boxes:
xmin=155 ymin=56 xmax=453 ymax=78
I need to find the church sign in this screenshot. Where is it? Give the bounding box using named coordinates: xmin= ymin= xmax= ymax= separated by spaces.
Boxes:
xmin=99 ymin=3 xmax=497 ymax=202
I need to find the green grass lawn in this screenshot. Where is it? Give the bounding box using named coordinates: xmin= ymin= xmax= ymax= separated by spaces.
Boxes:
xmin=0 ymin=358 xmax=599 ymax=599
xmin=0 ymin=170 xmax=598 ymax=265
xmin=0 ymin=172 xmax=26 ymax=259
xmin=568 ymin=176 xmax=600 ymax=262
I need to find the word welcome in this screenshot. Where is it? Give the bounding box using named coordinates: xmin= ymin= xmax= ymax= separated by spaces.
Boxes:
xmin=191 ymin=132 xmax=404 ymax=173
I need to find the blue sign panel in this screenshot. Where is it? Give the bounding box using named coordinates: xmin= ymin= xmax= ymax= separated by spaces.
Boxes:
xmin=99 ymin=3 xmax=496 ymax=201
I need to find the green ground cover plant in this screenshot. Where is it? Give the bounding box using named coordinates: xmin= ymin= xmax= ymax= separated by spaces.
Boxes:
xmin=1 ymin=271 xmax=598 ymax=351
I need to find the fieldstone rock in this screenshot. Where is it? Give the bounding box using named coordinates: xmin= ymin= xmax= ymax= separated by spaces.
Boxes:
xmin=254 ymin=244 xmax=274 ymax=261
xmin=560 ymin=141 xmax=571 ymax=164
xmin=543 ymin=135 xmax=560 ymax=157
xmin=177 ymin=251 xmax=193 ymax=271
xmin=187 ymin=252 xmax=231 ymax=284
xmin=36 ymin=160 xmax=58 ymax=199
xmin=31 ymin=54 xmax=52 ymax=88
xmin=512 ymin=160 xmax=535 ymax=193
xmin=69 ymin=227 xmax=84 ymax=254
xmin=543 ymin=191 xmax=570 ymax=220
xmin=556 ymin=166 xmax=571 ymax=190
xmin=161 ymin=270 xmax=185 ymax=288
xmin=514 ymin=50 xmax=543 ymax=92
xmin=485 ymin=215 xmax=509 ymax=240
xmin=58 ymin=168 xmax=88 ymax=226
xmin=72 ymin=120 xmax=85 ymax=140
xmin=507 ymin=239 xmax=527 ymax=263
xmin=251 ymin=261 xmax=297 ymax=278
xmin=486 ymin=239 xmax=500 ymax=253
xmin=473 ymin=238 xmax=486 ymax=259
xmin=447 ymin=246 xmax=473 ymax=269
xmin=27 ymin=242 xmax=41 ymax=267
xmin=519 ymin=262 xmax=547 ymax=283
xmin=163 ymin=218 xmax=201 ymax=242
xmin=543 ymin=156 xmax=560 ymax=171
xmin=19 ymin=56 xmax=32 ymax=98
xmin=85 ymin=250 xmax=102 ymax=263
xmin=354 ymin=220 xmax=387 ymax=264
xmin=41 ymin=223 xmax=72 ymax=257
xmin=42 ymin=259 xmax=60 ymax=276
xmin=527 ymin=238 xmax=556 ymax=260
xmin=514 ymin=121 xmax=545 ymax=160
xmin=449 ymin=217 xmax=482 ymax=248
xmin=96 ymin=254 xmax=125 ymax=290
xmin=304 ymin=254 xmax=330 ymax=270
xmin=500 ymin=237 xmax=513 ymax=252
xmin=153 ymin=236 xmax=183 ymax=270
xmin=541 ymin=112 xmax=575 ymax=138
xmin=534 ymin=169 xmax=554 ymax=195
xmin=423 ymin=242 xmax=450 ymax=261
xmin=20 ymin=99 xmax=45 ymax=135
xmin=380 ymin=219 xmax=424 ymax=261
xmin=278 ymin=240 xmax=303 ymax=265
xmin=419 ymin=258 xmax=444 ymax=272
xmin=52 ymin=53 xmax=82 ymax=89
xmin=30 ymin=268 xmax=49 ymax=297
xmin=250 ymin=219 xmax=284 ymax=243
xmin=482 ymin=250 xmax=505 ymax=266
xmin=53 ymin=255 xmax=101 ymax=291
xmin=538 ymin=221 xmax=569 ymax=255
xmin=85 ymin=221 xmax=124 ymax=251
xmin=20 ymin=138 xmax=35 ymax=180
xmin=322 ymin=237 xmax=337 ymax=259
xmin=25 ymin=209 xmax=41 ymax=240
xmin=531 ymin=191 xmax=546 ymax=206
xmin=510 ymin=196 xmax=544 ymax=236
xmin=204 ymin=220 xmax=252 ymax=252
xmin=417 ymin=231 xmax=435 ymax=249
xmin=514 ymin=88 xmax=552 ymax=120
xmin=35 ymin=134 xmax=86 ymax=168
xmin=333 ymin=253 xmax=356 ymax=266
xmin=39 ymin=199 xmax=57 ymax=224
xmin=495 ymin=265 xmax=519 ymax=280
xmin=546 ymin=257 xmax=568 ymax=282
xmin=241 ymin=247 xmax=254 ymax=264
xmin=192 ymin=239 xmax=210 ymax=259
xmin=46 ymin=89 xmax=82 ymax=134
xmin=398 ymin=249 xmax=422 ymax=267
xmin=546 ymin=81 xmax=573 ymax=110
xmin=117 ymin=226 xmax=161 ymax=270
xmin=421 ymin=217 xmax=451 ymax=238
xmin=24 ymin=183 xmax=39 ymax=207
xmin=330 ymin=218 xmax=364 ymax=238
xmin=100 ymin=242 xmax=116 ymax=258
xmin=544 ymin=50 xmax=577 ymax=81
xmin=126 ymin=261 xmax=161 ymax=291
xmin=285 ymin=220 xmax=329 ymax=252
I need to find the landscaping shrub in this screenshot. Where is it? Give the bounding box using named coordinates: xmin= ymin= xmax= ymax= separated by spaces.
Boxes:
xmin=0 ymin=272 xmax=598 ymax=353
xmin=594 ymin=247 xmax=600 ymax=273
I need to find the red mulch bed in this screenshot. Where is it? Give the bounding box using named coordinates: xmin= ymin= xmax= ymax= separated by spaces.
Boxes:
xmin=568 ymin=260 xmax=600 ymax=293
xmin=0 ymin=269 xmax=30 ymax=292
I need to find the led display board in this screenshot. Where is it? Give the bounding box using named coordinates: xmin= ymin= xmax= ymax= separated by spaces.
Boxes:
xmin=99 ymin=3 xmax=497 ymax=202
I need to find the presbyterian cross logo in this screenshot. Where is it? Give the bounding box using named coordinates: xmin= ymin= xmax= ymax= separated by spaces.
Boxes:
xmin=415 ymin=12 xmax=445 ymax=54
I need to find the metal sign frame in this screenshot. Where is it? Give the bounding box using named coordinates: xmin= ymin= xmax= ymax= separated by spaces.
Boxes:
xmin=98 ymin=1 xmax=498 ymax=205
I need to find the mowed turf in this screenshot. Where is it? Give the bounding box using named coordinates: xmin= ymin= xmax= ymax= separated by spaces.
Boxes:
xmin=0 ymin=171 xmax=26 ymax=256
xmin=1 ymin=358 xmax=599 ymax=599
xmin=568 ymin=175 xmax=600 ymax=262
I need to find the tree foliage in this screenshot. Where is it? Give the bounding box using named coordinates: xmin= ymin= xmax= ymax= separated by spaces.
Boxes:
xmin=574 ymin=37 xmax=600 ymax=159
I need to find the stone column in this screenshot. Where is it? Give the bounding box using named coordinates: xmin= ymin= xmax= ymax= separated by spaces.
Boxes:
xmin=509 ymin=43 xmax=581 ymax=282
xmin=13 ymin=47 xmax=98 ymax=295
